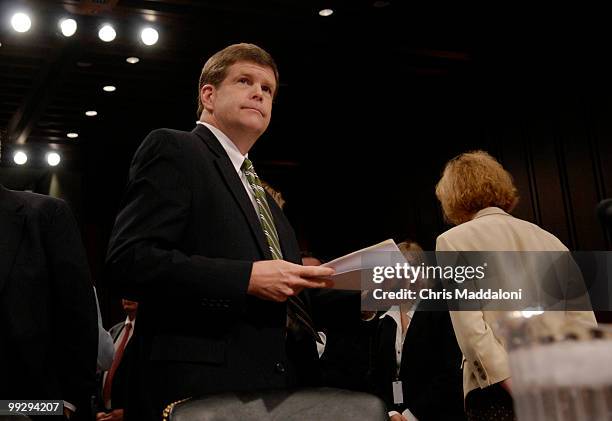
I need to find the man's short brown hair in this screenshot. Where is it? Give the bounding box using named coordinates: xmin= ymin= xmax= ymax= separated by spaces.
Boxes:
xmin=435 ymin=150 xmax=519 ymax=225
xmin=196 ymin=43 xmax=279 ymax=117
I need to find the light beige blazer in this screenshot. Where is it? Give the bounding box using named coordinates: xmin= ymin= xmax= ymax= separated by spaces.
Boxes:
xmin=435 ymin=207 xmax=597 ymax=397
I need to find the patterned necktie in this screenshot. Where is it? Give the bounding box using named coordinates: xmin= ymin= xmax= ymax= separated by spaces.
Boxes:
xmin=241 ymin=158 xmax=323 ymax=344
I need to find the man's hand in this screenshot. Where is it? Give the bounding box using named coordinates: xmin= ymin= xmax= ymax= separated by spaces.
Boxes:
xmin=248 ymin=260 xmax=335 ymax=301
xmin=96 ymin=409 xmax=124 ymax=421
xmin=390 ymin=413 xmax=408 ymax=421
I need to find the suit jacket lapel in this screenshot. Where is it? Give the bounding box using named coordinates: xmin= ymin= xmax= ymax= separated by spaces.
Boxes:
xmin=193 ymin=125 xmax=272 ymax=260
xmin=0 ymin=186 xmax=25 ymax=294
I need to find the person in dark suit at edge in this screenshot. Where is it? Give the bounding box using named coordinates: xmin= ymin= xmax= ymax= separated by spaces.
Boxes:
xmin=0 ymin=143 xmax=98 ymax=420
xmin=96 ymin=299 xmax=138 ymax=421
xmin=104 ymin=43 xmax=347 ymax=420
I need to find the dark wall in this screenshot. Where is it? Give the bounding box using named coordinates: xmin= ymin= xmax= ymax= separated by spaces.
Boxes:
xmin=268 ymin=58 xmax=612 ymax=260
xmin=24 ymin=41 xmax=612 ymax=325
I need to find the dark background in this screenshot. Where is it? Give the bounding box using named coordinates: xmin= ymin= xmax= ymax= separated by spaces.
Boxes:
xmin=1 ymin=1 xmax=611 ymax=323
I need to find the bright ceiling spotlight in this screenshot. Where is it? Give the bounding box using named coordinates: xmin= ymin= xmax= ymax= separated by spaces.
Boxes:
xmin=318 ymin=8 xmax=334 ymax=16
xmin=140 ymin=27 xmax=159 ymax=46
xmin=13 ymin=151 xmax=28 ymax=165
xmin=103 ymin=85 xmax=116 ymax=92
xmin=67 ymin=132 xmax=78 ymax=138
xmin=98 ymin=24 xmax=116 ymax=42
xmin=126 ymin=56 xmax=140 ymax=64
xmin=85 ymin=110 xmax=98 ymax=117
xmin=59 ymin=18 xmax=77 ymax=37
xmin=11 ymin=12 xmax=32 ymax=33
xmin=47 ymin=152 xmax=61 ymax=167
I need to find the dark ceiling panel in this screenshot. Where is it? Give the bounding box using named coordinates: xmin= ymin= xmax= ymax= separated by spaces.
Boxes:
xmin=0 ymin=0 xmax=486 ymax=177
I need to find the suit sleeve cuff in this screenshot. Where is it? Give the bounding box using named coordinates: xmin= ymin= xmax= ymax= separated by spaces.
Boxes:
xmin=469 ymin=350 xmax=511 ymax=388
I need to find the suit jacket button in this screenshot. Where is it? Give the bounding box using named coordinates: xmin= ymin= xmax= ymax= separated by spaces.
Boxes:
xmin=275 ymin=362 xmax=286 ymax=374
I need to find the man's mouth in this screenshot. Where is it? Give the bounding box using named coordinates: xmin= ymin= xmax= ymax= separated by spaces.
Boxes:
xmin=242 ymin=106 xmax=264 ymax=117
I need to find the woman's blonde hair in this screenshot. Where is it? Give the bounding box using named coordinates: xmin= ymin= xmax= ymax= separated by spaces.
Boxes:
xmin=435 ymin=150 xmax=519 ymax=225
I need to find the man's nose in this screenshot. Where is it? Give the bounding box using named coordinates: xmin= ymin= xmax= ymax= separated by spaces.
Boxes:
xmin=251 ymin=84 xmax=264 ymax=100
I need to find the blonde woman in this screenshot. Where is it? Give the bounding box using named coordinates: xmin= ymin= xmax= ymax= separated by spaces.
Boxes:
xmin=434 ymin=151 xmax=596 ymax=421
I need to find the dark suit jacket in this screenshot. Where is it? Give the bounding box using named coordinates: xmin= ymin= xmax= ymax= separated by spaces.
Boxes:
xmin=105 ymin=125 xmax=320 ymax=419
xmin=0 ymin=185 xmax=98 ymax=417
xmin=369 ymin=305 xmax=466 ymax=421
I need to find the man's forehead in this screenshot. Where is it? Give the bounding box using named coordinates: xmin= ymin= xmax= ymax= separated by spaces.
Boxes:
xmin=228 ymin=61 xmax=276 ymax=81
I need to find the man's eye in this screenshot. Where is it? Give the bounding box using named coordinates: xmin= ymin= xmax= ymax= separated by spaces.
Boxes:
xmin=238 ymin=78 xmax=249 ymax=84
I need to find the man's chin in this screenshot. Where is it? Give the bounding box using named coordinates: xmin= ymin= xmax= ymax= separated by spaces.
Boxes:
xmin=240 ymin=118 xmax=268 ymax=135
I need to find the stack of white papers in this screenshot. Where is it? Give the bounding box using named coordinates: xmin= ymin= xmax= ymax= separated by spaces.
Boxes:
xmin=321 ymin=239 xmax=406 ymax=290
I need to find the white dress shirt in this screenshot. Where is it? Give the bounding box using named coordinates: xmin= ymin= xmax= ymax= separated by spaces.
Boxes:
xmin=379 ymin=305 xmax=416 ymax=376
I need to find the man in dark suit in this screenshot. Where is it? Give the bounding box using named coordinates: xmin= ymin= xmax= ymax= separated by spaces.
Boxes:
xmin=105 ymin=43 xmax=336 ymax=420
xmin=0 ymin=183 xmax=98 ymax=420
xmin=96 ymin=299 xmax=138 ymax=421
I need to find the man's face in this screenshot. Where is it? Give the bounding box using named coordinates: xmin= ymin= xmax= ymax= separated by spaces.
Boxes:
xmin=203 ymin=61 xmax=276 ymax=139
xmin=121 ymin=299 xmax=138 ymax=315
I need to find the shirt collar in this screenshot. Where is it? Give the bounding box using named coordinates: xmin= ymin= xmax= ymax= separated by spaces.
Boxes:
xmin=196 ymin=121 xmax=247 ymax=174
xmin=379 ymin=302 xmax=418 ymax=322
xmin=380 ymin=305 xmax=402 ymax=325
xmin=473 ymin=206 xmax=509 ymax=219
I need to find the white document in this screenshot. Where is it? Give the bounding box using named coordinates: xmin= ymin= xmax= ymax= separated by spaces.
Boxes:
xmin=321 ymin=239 xmax=407 ymax=290
xmin=402 ymin=408 xmax=419 ymax=421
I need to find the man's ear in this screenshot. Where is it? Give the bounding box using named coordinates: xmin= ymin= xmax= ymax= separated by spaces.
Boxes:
xmin=200 ymin=84 xmax=215 ymax=112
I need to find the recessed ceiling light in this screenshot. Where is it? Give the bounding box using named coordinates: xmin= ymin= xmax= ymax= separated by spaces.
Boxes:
xmin=140 ymin=27 xmax=159 ymax=46
xmin=47 ymin=152 xmax=61 ymax=167
xmin=59 ymin=18 xmax=77 ymax=37
xmin=98 ymin=24 xmax=116 ymax=42
xmin=13 ymin=151 xmax=28 ymax=165
xmin=67 ymin=132 xmax=78 ymax=138
xmin=319 ymin=8 xmax=334 ymax=16
xmin=11 ymin=12 xmax=32 ymax=33
xmin=85 ymin=110 xmax=98 ymax=117
xmin=126 ymin=56 xmax=140 ymax=64
xmin=103 ymin=85 xmax=116 ymax=92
